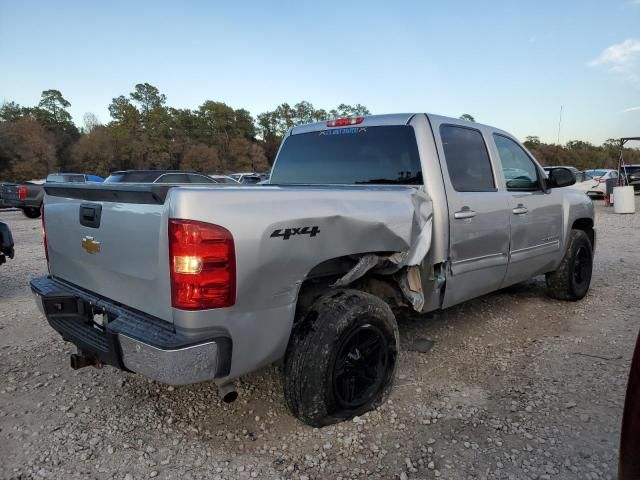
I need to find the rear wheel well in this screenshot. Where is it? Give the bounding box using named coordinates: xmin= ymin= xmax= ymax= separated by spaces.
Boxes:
xmin=571 ymin=218 xmax=594 ymax=246
xmin=295 ymin=255 xmax=407 ymax=325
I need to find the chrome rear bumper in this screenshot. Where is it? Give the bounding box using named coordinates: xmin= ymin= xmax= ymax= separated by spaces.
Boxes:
xmin=31 ymin=275 xmax=231 ymax=385
xmin=118 ymin=335 xmax=220 ymax=385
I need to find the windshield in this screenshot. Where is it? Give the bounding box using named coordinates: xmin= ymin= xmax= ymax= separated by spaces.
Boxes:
xmin=270 ymin=125 xmax=422 ymax=185
xmin=586 ymin=169 xmax=608 ymax=177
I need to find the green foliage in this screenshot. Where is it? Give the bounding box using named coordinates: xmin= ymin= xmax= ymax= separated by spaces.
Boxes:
xmin=255 ymin=100 xmax=370 ymax=163
xmin=460 ymin=113 xmax=476 ymax=122
xmin=7 ymin=85 xmax=634 ymax=182
xmin=527 ymin=139 xmax=640 ymax=170
xmin=0 ymin=101 xmax=27 ymax=122
xmin=0 ymin=118 xmax=57 ymax=181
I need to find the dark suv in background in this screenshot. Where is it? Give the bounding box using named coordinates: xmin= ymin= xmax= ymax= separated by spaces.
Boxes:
xmin=622 ymin=165 xmax=640 ymax=192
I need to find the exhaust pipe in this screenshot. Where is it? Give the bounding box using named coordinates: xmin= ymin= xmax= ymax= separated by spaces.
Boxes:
xmin=70 ymin=353 xmax=97 ymax=370
xmin=219 ymin=382 xmax=238 ymax=403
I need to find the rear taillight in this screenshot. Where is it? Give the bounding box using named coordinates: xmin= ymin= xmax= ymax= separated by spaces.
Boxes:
xmin=326 ymin=117 xmax=364 ymax=127
xmin=18 ymin=186 xmax=27 ymax=200
xmin=41 ymin=204 xmax=49 ymax=262
xmin=169 ymin=219 xmax=236 ymax=310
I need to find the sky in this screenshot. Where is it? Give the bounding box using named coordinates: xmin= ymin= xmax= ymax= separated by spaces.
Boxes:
xmin=1 ymin=0 xmax=639 ymax=145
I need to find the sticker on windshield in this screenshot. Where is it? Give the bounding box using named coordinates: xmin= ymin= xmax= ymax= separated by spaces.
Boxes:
xmin=319 ymin=127 xmax=367 ymax=136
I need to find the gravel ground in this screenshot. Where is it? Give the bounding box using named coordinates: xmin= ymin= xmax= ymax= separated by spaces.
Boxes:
xmin=1 ymin=198 xmax=639 ymax=480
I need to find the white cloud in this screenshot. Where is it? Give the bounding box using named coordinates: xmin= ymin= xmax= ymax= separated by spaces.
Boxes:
xmin=588 ymin=38 xmax=640 ymax=82
xmin=623 ymin=106 xmax=640 ymax=112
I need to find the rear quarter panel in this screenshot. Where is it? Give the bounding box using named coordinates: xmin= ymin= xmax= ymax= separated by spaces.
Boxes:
xmin=168 ymin=185 xmax=426 ymax=379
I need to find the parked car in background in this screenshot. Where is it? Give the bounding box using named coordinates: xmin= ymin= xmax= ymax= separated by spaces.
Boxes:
xmin=238 ymin=175 xmax=262 ymax=184
xmin=208 ymin=175 xmax=239 ymax=184
xmin=229 ymin=172 xmax=256 ymax=183
xmin=573 ymin=169 xmax=619 ymax=197
xmin=573 ymin=171 xmax=592 ymax=184
xmin=105 ymin=170 xmax=216 ymax=184
xmin=2 ymin=173 xmax=104 ymax=218
xmin=0 ymin=220 xmax=14 ymax=266
xmin=0 ymin=182 xmax=14 ymax=209
xmin=1 ymin=180 xmax=46 ymax=218
xmin=621 ymin=164 xmax=640 ymax=192
xmin=46 ymin=173 xmax=104 ymax=183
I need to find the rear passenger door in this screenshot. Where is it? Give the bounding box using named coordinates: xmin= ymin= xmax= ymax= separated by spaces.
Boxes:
xmin=433 ymin=123 xmax=512 ymax=308
xmin=490 ymin=134 xmax=563 ymax=286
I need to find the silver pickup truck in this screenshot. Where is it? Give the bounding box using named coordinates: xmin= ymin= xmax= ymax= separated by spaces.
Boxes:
xmin=31 ymin=113 xmax=594 ymax=426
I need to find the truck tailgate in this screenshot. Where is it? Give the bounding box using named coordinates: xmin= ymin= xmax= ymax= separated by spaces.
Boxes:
xmin=44 ymin=184 xmax=173 ymax=323
xmin=2 ymin=184 xmax=19 ymax=202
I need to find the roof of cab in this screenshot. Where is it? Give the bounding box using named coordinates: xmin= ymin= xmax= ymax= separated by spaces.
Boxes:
xmin=290 ymin=113 xmax=510 ymax=137
xmin=291 ymin=114 xmax=415 ymax=135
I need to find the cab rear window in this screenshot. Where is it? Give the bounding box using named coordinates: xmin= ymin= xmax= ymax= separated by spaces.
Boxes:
xmin=270 ymin=126 xmax=422 ymax=185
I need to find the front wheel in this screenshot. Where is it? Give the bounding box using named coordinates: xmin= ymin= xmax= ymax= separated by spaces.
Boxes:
xmin=284 ymin=289 xmax=399 ymax=427
xmin=546 ymin=229 xmax=593 ymax=301
xmin=22 ymin=207 xmax=41 ymax=219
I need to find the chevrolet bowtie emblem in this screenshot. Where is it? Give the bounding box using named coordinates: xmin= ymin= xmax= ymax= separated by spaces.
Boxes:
xmin=81 ymin=236 xmax=101 ymax=254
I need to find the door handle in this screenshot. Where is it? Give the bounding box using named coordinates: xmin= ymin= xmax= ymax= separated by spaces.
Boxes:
xmin=454 ymin=209 xmax=477 ymax=219
xmin=512 ymin=204 xmax=528 ymax=215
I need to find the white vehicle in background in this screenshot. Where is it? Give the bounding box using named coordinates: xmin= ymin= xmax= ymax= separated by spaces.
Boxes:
xmin=208 ymin=175 xmax=239 ymax=184
xmin=229 ymin=172 xmax=257 ymax=183
xmin=573 ymin=169 xmax=618 ymax=197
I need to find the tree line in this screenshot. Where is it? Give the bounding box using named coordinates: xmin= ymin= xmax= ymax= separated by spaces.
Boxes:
xmin=0 ymin=86 xmax=637 ymax=182
xmin=0 ymin=84 xmax=370 ymax=181
xmin=523 ymin=137 xmax=639 ymax=171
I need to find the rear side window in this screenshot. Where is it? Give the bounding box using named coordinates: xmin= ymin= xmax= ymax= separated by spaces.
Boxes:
xmin=270 ymin=126 xmax=422 ymax=185
xmin=440 ymin=125 xmax=495 ymax=192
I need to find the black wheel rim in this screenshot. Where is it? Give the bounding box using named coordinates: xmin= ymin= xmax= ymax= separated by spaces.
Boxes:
xmin=332 ymin=323 xmax=391 ymax=409
xmin=573 ymin=245 xmax=591 ymax=286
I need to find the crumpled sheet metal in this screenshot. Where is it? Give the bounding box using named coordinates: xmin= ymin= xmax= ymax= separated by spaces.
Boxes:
xmin=332 ymin=189 xmax=433 ymax=311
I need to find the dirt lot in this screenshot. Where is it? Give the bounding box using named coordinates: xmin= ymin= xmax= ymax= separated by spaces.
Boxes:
xmin=1 ymin=199 xmax=639 ymax=480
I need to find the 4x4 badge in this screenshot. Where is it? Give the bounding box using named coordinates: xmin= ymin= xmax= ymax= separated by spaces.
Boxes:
xmin=270 ymin=226 xmax=320 ymax=240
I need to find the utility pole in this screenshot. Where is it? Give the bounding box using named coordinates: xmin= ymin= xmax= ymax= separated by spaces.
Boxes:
xmin=557 ymin=105 xmax=563 ymax=145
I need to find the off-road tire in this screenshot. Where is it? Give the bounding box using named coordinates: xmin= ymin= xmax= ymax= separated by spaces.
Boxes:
xmin=22 ymin=207 xmax=41 ymax=219
xmin=284 ymin=289 xmax=399 ymax=427
xmin=546 ymin=229 xmax=593 ymax=301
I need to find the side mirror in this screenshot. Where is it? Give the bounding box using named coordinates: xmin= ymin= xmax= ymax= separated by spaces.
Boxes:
xmin=546 ymin=167 xmax=576 ymax=189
